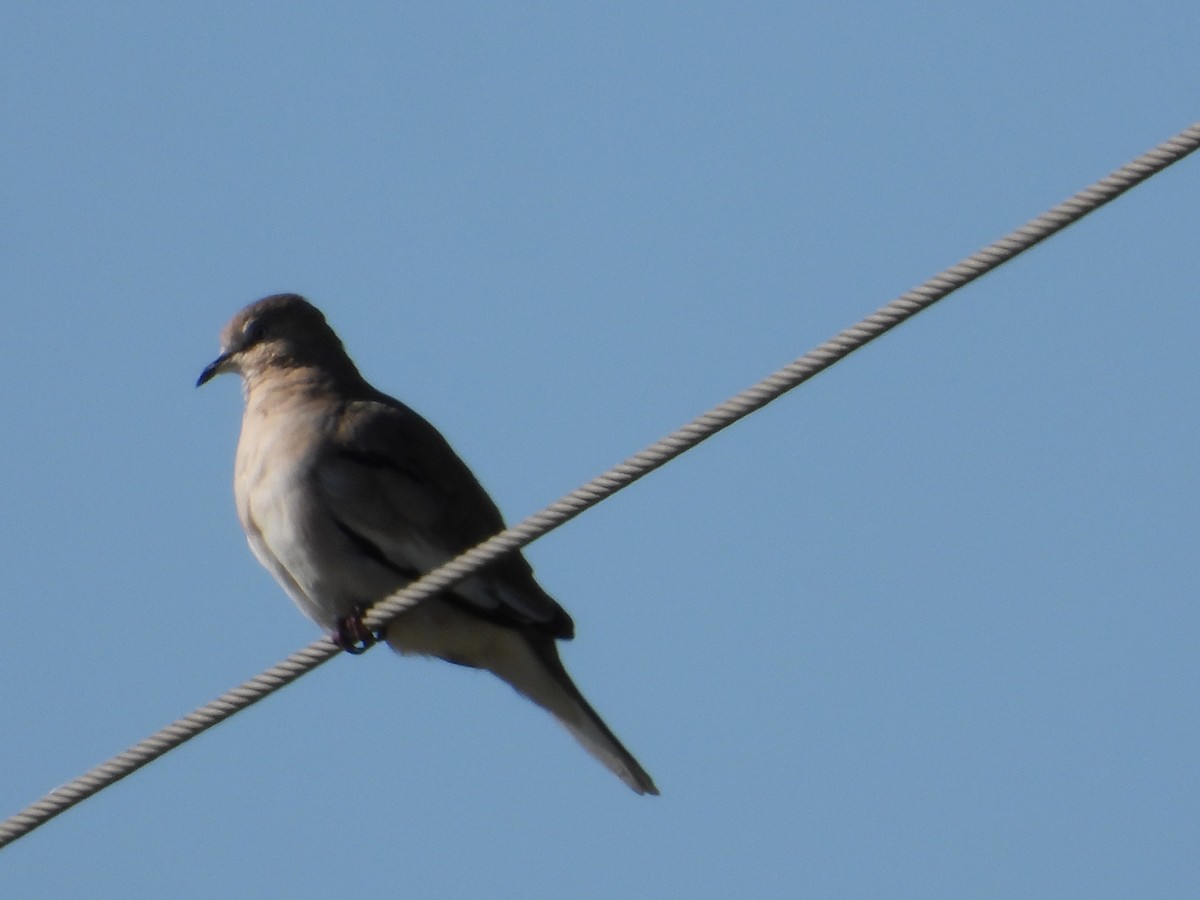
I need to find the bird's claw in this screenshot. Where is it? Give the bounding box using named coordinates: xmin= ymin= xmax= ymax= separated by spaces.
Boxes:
xmin=333 ymin=613 xmax=379 ymax=654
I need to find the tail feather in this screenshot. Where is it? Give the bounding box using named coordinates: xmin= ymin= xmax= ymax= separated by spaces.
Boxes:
xmin=386 ymin=604 xmax=657 ymax=795
xmin=496 ymin=634 xmax=659 ymax=795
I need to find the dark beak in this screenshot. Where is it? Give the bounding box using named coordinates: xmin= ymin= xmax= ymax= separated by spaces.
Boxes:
xmin=196 ymin=352 xmax=232 ymax=387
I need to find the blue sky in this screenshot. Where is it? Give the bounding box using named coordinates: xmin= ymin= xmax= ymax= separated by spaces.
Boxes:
xmin=2 ymin=3 xmax=1198 ymax=897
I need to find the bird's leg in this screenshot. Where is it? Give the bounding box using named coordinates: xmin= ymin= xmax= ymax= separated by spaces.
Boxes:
xmin=333 ymin=609 xmax=377 ymax=654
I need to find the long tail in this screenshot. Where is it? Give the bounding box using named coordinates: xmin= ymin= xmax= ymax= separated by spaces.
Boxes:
xmin=494 ymin=634 xmax=659 ymax=796
xmin=385 ymin=609 xmax=658 ymax=794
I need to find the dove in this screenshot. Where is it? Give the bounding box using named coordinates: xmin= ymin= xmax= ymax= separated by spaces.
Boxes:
xmin=198 ymin=294 xmax=657 ymax=795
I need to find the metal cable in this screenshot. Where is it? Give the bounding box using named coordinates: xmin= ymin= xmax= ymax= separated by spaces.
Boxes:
xmin=2 ymin=122 xmax=1197 ymax=850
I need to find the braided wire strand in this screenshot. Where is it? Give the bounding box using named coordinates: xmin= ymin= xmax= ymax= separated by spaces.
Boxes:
xmin=2 ymin=122 xmax=1196 ymax=850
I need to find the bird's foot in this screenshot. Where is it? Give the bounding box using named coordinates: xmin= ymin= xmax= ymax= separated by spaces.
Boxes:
xmin=333 ymin=613 xmax=378 ymax=655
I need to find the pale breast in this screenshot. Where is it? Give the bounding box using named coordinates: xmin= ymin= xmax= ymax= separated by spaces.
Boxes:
xmin=232 ymin=391 xmax=359 ymax=630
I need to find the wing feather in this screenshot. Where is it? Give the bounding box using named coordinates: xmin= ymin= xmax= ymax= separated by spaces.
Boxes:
xmin=315 ymin=394 xmax=573 ymax=638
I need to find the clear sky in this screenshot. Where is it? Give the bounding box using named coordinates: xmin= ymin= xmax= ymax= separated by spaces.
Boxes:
xmin=2 ymin=3 xmax=1198 ymax=898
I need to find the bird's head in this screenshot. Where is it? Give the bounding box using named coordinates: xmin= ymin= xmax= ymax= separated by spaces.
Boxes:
xmin=197 ymin=293 xmax=352 ymax=387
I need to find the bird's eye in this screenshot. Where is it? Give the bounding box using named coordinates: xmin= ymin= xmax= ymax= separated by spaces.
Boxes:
xmin=242 ymin=319 xmax=268 ymax=344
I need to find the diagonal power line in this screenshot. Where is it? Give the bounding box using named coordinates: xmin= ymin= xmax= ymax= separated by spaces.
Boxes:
xmin=2 ymin=121 xmax=1197 ymax=851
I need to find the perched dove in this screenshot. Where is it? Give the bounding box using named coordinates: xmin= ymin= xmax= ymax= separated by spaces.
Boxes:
xmin=198 ymin=294 xmax=657 ymax=795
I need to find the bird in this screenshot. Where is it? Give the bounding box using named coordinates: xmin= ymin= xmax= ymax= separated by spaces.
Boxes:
xmin=198 ymin=293 xmax=658 ymax=795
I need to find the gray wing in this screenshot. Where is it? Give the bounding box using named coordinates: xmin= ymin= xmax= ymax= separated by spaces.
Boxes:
xmin=314 ymin=393 xmax=573 ymax=639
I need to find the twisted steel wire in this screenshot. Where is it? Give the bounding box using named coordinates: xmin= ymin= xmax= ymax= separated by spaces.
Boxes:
xmin=3 ymin=121 xmax=1196 ymax=850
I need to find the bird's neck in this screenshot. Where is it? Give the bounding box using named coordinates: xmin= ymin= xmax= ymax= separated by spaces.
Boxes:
xmin=241 ymin=363 xmax=368 ymax=414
